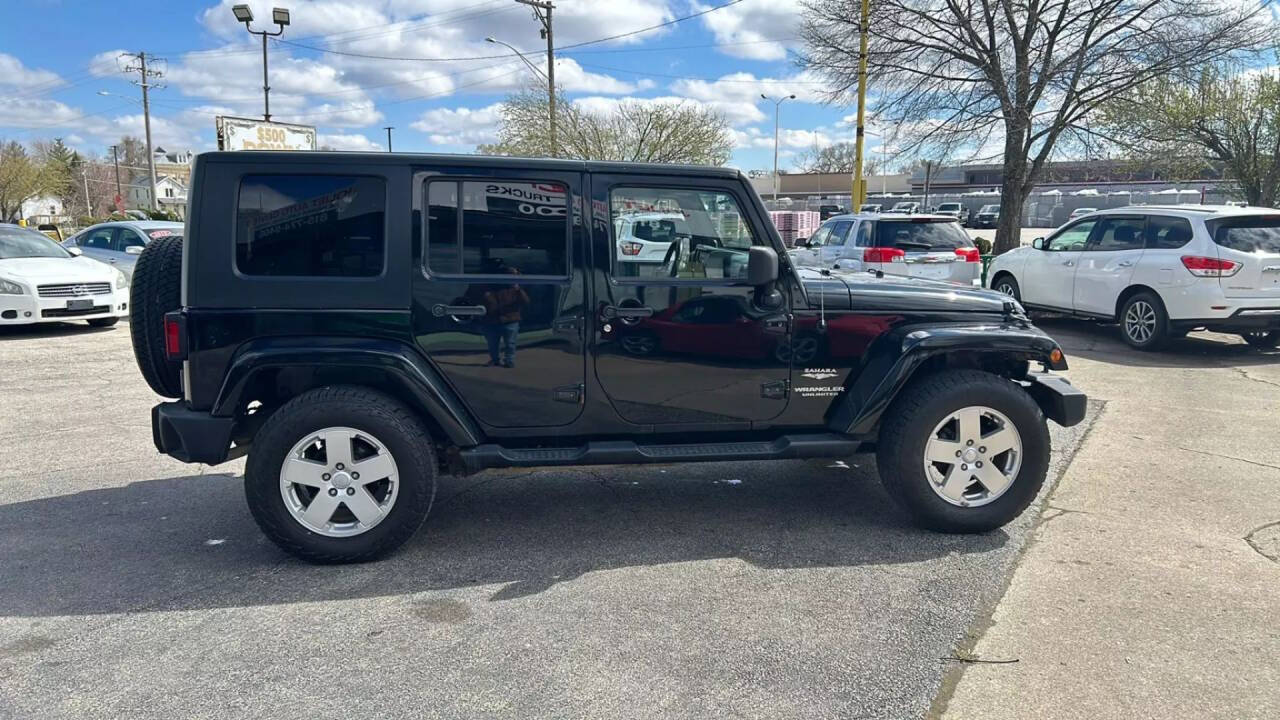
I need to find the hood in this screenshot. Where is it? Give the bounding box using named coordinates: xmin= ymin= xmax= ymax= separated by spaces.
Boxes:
xmin=0 ymin=256 xmax=117 ymax=283
xmin=798 ymin=267 xmax=1010 ymax=314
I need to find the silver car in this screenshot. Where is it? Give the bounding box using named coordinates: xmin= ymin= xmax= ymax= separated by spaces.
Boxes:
xmin=789 ymin=213 xmax=982 ymax=286
xmin=63 ymin=221 xmax=183 ymax=280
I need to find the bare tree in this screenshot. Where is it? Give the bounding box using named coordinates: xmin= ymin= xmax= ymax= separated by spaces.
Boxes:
xmin=800 ymin=0 xmax=1273 ymax=253
xmin=0 ymin=141 xmax=58 ymax=222
xmin=479 ymin=86 xmax=734 ymax=165
xmin=795 ymin=141 xmax=884 ymax=174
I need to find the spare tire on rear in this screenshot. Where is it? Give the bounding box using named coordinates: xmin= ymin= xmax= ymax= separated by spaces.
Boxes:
xmin=129 ymin=235 xmax=184 ymax=398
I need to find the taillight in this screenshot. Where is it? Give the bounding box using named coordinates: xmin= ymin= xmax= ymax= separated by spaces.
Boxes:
xmin=620 ymin=241 xmax=643 ymax=256
xmin=1181 ymin=255 xmax=1240 ymax=277
xmin=163 ymin=311 xmax=187 ymax=361
xmin=864 ymin=247 xmax=905 ymax=263
xmin=955 ymin=247 xmax=980 ymax=262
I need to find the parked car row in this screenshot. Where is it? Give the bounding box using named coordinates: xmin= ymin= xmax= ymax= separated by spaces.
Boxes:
xmin=787 ymin=212 xmax=982 ymax=286
xmin=0 ymin=224 xmax=130 ymax=328
xmin=986 ymin=205 xmax=1280 ymax=350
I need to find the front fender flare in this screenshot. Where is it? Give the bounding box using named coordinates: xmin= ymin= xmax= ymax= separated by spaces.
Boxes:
xmin=213 ymin=336 xmax=482 ymax=447
xmin=827 ymin=323 xmax=1065 ymax=436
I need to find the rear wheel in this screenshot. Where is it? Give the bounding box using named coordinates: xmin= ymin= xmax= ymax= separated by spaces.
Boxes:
xmin=876 ymin=370 xmax=1049 ymax=533
xmin=1119 ymin=291 xmax=1169 ymax=351
xmin=88 ymin=317 xmax=119 ymax=328
xmin=128 ymin=235 xmax=183 ymax=397
xmin=1241 ymin=330 xmax=1280 ymax=349
xmin=992 ymin=274 xmax=1020 ymax=301
xmin=244 ymin=386 xmax=437 ymax=564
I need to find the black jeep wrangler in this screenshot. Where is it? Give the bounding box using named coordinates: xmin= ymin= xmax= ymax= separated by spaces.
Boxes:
xmin=130 ymin=152 xmax=1084 ymax=564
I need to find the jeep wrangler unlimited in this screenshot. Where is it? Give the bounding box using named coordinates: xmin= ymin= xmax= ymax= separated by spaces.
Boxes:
xmin=130 ymin=152 xmax=1084 ymax=564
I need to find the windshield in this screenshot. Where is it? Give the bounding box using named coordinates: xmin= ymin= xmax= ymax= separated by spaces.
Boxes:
xmin=1208 ymin=215 xmax=1280 ymax=254
xmin=0 ymin=225 xmax=71 ymax=259
xmin=876 ymin=219 xmax=974 ymax=251
xmin=979 ymin=205 xmax=1000 ymax=213
xmin=938 ymin=203 xmax=961 ymax=211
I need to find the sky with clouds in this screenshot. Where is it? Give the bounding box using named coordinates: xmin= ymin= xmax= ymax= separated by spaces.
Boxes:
xmin=0 ymin=0 xmax=876 ymax=171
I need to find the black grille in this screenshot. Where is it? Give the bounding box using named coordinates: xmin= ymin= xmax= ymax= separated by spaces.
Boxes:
xmin=41 ymin=306 xmax=110 ymax=318
xmin=38 ymin=283 xmax=112 ymax=298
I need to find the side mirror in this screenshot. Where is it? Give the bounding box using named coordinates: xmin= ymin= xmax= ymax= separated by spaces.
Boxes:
xmin=747 ymin=246 xmax=780 ymax=286
xmin=1031 ymin=237 xmax=1045 ymax=250
xmin=125 ymin=245 xmax=144 ymax=255
xmin=66 ymin=246 xmax=83 ymax=256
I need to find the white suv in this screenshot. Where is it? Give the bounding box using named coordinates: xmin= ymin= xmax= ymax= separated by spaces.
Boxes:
xmin=789 ymin=213 xmax=981 ymax=286
xmin=985 ymin=206 xmax=1280 ymax=350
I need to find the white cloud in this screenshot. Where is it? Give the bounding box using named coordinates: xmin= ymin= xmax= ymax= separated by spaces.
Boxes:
xmin=317 ymin=132 xmax=383 ymax=151
xmin=410 ymin=103 xmax=503 ymax=146
xmin=0 ymin=54 xmax=62 ymax=89
xmin=694 ymin=0 xmax=804 ymax=61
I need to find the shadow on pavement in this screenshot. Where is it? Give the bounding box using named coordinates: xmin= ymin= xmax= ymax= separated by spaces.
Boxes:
xmin=0 ymin=322 xmax=120 ymax=342
xmin=1033 ymin=316 xmax=1280 ymax=369
xmin=0 ymin=462 xmax=1009 ymax=617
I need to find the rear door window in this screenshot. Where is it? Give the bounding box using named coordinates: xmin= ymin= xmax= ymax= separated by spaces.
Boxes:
xmin=1088 ymin=217 xmax=1145 ymax=251
xmin=1209 ymin=216 xmax=1280 ymax=253
xmin=426 ymin=179 xmax=569 ymax=277
xmin=1144 ymin=216 xmax=1194 ymax=249
xmin=236 ymin=175 xmax=386 ymax=277
xmin=875 ymin=220 xmax=973 ymax=251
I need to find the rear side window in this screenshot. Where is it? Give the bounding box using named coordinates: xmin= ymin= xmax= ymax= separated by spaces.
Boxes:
xmin=875 ymin=220 xmax=973 ymax=250
xmin=426 ymin=179 xmax=569 ymax=277
xmin=1145 ymin=216 xmax=1194 ymax=249
xmin=236 ymin=175 xmax=385 ymax=277
xmin=1209 ymin=216 xmax=1280 ymax=253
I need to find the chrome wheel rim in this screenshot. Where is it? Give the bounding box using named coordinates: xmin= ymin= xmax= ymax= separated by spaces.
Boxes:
xmin=280 ymin=426 xmax=399 ymax=538
xmin=922 ymin=406 xmax=1022 ymax=507
xmin=996 ymin=281 xmax=1016 ymax=297
xmin=1124 ymin=300 xmax=1157 ymax=343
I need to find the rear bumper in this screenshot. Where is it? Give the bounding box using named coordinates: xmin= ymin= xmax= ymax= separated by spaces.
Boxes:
xmin=1026 ymin=373 xmax=1087 ymax=427
xmin=152 ymin=402 xmax=238 ymax=464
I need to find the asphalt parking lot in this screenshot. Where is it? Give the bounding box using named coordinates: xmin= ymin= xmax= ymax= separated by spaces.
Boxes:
xmin=0 ymin=320 xmax=1097 ymax=720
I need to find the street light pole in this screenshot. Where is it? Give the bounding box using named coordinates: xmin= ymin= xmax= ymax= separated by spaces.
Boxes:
xmin=383 ymin=126 xmax=394 ymax=152
xmin=851 ymin=0 xmax=870 ymax=207
xmin=512 ymin=0 xmax=556 ymax=157
xmin=232 ymin=5 xmax=290 ymax=122
xmin=487 ymin=32 xmax=555 ymax=157
xmin=762 ymin=94 xmax=795 ymax=202
xmin=110 ymin=145 xmax=122 ymax=199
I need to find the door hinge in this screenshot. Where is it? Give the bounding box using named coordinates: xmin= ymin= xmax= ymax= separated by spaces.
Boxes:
xmin=552 ymin=383 xmax=584 ymax=404
xmin=761 ymin=379 xmax=789 ymax=400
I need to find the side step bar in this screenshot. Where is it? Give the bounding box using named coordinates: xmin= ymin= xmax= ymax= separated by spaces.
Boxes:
xmin=457 ymin=433 xmax=864 ymax=473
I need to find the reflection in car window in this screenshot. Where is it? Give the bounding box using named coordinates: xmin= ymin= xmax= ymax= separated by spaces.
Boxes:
xmin=609 ymin=187 xmax=757 ymax=281
xmin=806 ymin=224 xmax=832 ymax=248
xmin=827 ymin=220 xmax=853 ymax=247
xmin=875 ymin=220 xmax=973 ymax=251
xmin=1145 ymin=216 xmax=1194 ymax=249
xmin=1090 ymin=218 xmax=1145 ymax=251
xmin=427 ymin=180 xmax=569 ymax=277
xmin=1209 ymin=216 xmax=1280 ymax=253
xmin=0 ymin=225 xmax=71 ymax=259
xmin=1048 ymin=220 xmax=1095 ymax=251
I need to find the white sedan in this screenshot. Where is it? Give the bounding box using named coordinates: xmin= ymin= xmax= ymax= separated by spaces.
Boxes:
xmin=0 ymin=224 xmax=129 ymax=328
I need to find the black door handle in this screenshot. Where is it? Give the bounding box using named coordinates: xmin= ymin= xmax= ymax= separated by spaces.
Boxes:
xmin=602 ymin=305 xmax=654 ymax=321
xmin=432 ymin=304 xmax=487 ymax=317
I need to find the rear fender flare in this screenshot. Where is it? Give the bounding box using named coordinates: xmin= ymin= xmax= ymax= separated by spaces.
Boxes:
xmin=828 ymin=323 xmax=1064 ymax=436
xmin=213 ymin=337 xmax=482 ymax=447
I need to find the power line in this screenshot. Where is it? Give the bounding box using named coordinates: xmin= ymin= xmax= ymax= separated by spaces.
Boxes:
xmin=277 ymin=64 xmax=525 ymax=121
xmin=273 ymin=0 xmax=746 ymax=62
xmin=575 ymin=62 xmax=826 ymax=85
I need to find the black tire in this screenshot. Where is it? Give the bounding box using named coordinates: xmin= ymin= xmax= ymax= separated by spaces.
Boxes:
xmin=88 ymin=317 xmax=119 ymax=328
xmin=876 ymin=369 xmax=1050 ymax=533
xmin=245 ymin=386 xmax=437 ymax=564
xmin=991 ymin=274 xmax=1020 ymax=301
xmin=129 ymin=235 xmax=183 ymax=397
xmin=1241 ymin=330 xmax=1280 ymax=349
xmin=1118 ymin=291 xmax=1169 ymax=351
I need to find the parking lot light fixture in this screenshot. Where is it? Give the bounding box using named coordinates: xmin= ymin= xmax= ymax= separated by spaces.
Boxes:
xmin=272 ymin=7 xmax=291 ymax=26
xmin=761 ymin=93 xmax=796 ymax=202
xmin=233 ymin=4 xmax=290 ymax=122
xmin=232 ymin=4 xmax=253 ymax=23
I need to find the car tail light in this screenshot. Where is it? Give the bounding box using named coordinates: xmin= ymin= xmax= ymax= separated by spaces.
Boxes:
xmin=955 ymin=247 xmax=980 ymax=262
xmin=1180 ymin=255 xmax=1240 ymax=277
xmin=163 ymin=311 xmax=187 ymax=361
xmin=620 ymin=241 xmax=643 ymax=256
xmin=864 ymin=247 xmax=905 ymax=263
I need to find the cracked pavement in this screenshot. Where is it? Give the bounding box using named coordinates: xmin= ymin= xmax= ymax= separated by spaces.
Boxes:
xmin=939 ymin=318 xmax=1280 ymax=720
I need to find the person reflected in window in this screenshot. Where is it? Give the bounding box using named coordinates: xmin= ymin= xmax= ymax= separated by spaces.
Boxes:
xmin=481 ymin=266 xmax=530 ymax=368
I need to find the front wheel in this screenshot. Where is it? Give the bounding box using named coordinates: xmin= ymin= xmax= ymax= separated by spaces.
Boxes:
xmin=1241 ymin=330 xmax=1280 ymax=349
xmin=244 ymin=386 xmax=437 ymax=564
xmin=876 ymin=370 xmax=1049 ymax=533
xmin=992 ymin=274 xmax=1020 ymax=301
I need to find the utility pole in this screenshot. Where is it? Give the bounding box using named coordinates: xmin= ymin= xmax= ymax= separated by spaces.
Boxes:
xmin=515 ymin=0 xmax=556 ymax=157
xmin=383 ymin=126 xmax=394 ymax=152
xmin=122 ymin=52 xmax=162 ymax=212
xmin=110 ymin=145 xmax=122 ymax=199
xmin=82 ymin=169 xmax=91 ymax=216
xmin=851 ymin=0 xmax=870 ymax=207
xmin=762 ymin=94 xmax=795 ymax=202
